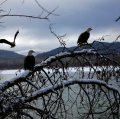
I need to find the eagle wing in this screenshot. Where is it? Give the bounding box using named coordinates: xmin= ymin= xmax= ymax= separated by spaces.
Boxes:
xmin=30 ymin=56 xmax=35 ymax=67
xmin=0 ymin=39 xmax=14 ymax=46
xmin=13 ymin=30 xmax=19 ymax=43
xmin=77 ymin=32 xmax=90 ymax=45
xmin=0 ymin=30 xmax=19 ymax=48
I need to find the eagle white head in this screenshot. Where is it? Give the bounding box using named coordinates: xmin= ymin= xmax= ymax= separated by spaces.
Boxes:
xmin=86 ymin=28 xmax=92 ymax=33
xmin=28 ymin=50 xmax=35 ymax=56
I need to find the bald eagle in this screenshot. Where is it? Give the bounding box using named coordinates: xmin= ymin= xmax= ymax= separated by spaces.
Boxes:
xmin=77 ymin=28 xmax=92 ymax=49
xmin=24 ymin=50 xmax=35 ymax=70
xmin=0 ymin=30 xmax=19 ymax=48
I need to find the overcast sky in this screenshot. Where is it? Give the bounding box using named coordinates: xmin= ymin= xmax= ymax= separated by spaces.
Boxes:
xmin=0 ymin=0 xmax=120 ymax=55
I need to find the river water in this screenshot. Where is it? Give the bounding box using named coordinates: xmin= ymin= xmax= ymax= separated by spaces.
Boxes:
xmin=0 ymin=69 xmax=120 ymax=119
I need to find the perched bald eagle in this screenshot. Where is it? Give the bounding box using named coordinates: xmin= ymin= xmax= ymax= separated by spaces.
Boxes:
xmin=0 ymin=30 xmax=19 ymax=48
xmin=24 ymin=50 xmax=35 ymax=70
xmin=77 ymin=28 xmax=92 ymax=49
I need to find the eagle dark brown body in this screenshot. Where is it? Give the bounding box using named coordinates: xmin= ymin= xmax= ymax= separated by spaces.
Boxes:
xmin=77 ymin=31 xmax=90 ymax=45
xmin=24 ymin=50 xmax=35 ymax=70
xmin=24 ymin=56 xmax=35 ymax=70
xmin=77 ymin=28 xmax=92 ymax=48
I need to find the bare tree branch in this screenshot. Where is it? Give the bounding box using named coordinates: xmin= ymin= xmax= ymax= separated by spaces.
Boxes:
xmin=115 ymin=16 xmax=120 ymax=22
xmin=0 ymin=0 xmax=7 ymax=6
xmin=0 ymin=14 xmax=49 ymax=20
xmin=34 ymin=0 xmax=59 ymax=17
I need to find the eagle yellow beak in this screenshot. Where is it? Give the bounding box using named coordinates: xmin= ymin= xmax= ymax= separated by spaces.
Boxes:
xmin=32 ymin=50 xmax=35 ymax=53
xmin=91 ymin=28 xmax=92 ymax=30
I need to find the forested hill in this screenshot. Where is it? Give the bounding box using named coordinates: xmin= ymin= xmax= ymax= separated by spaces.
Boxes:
xmin=0 ymin=50 xmax=25 ymax=59
xmin=36 ymin=42 xmax=120 ymax=57
xmin=0 ymin=42 xmax=120 ymax=59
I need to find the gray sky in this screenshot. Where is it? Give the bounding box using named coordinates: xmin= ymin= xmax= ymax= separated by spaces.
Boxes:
xmin=0 ymin=0 xmax=120 ymax=55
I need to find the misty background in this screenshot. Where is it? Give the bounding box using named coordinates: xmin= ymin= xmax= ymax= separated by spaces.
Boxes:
xmin=0 ymin=0 xmax=120 ymax=56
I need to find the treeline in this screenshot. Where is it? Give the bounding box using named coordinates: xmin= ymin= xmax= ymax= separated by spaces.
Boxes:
xmin=49 ymin=54 xmax=120 ymax=68
xmin=0 ymin=54 xmax=119 ymax=70
xmin=0 ymin=57 xmax=45 ymax=69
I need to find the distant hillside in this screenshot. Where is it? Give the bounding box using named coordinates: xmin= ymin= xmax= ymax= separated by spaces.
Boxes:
xmin=36 ymin=42 xmax=120 ymax=57
xmin=36 ymin=47 xmax=78 ymax=57
xmin=0 ymin=50 xmax=25 ymax=59
xmin=0 ymin=42 xmax=120 ymax=59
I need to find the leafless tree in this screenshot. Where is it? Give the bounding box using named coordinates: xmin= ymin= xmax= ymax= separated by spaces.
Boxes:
xmin=0 ymin=30 xmax=120 ymax=119
xmin=0 ymin=0 xmax=120 ymax=119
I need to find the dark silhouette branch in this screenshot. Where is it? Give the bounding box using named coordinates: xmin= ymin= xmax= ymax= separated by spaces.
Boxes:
xmin=0 ymin=0 xmax=7 ymax=6
xmin=49 ymin=24 xmax=67 ymax=47
xmin=34 ymin=0 xmax=59 ymax=17
xmin=115 ymin=16 xmax=120 ymax=22
xmin=0 ymin=14 xmax=49 ymax=20
xmin=0 ymin=50 xmax=119 ymax=92
xmin=1 ymin=79 xmax=119 ymax=118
